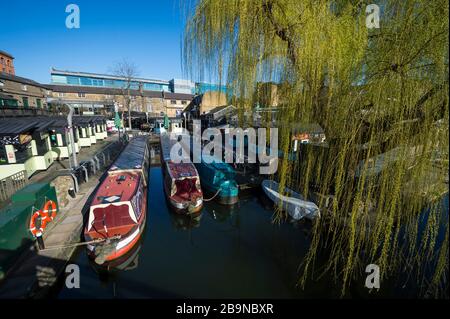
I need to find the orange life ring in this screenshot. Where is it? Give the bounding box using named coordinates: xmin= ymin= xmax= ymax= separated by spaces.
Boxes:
xmin=29 ymin=210 xmax=50 ymax=237
xmin=43 ymin=200 xmax=57 ymax=220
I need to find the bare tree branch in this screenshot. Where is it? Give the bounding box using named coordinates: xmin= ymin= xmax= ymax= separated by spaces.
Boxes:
xmin=111 ymin=58 xmax=140 ymax=130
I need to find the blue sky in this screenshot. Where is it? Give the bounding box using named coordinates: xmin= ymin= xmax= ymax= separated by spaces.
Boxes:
xmin=0 ymin=0 xmax=191 ymax=83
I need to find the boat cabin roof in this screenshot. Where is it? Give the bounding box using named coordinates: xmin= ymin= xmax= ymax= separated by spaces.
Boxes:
xmin=91 ymin=171 xmax=141 ymax=206
xmin=166 ymin=162 xmax=199 ymax=180
xmin=109 ymin=136 xmax=148 ymax=172
xmin=160 ymin=132 xmax=191 ymax=163
xmin=201 ymin=154 xmax=235 ymax=174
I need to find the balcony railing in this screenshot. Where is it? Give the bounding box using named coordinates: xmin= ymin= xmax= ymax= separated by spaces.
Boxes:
xmin=0 ymin=107 xmax=112 ymax=117
xmin=0 ymin=107 xmax=61 ymax=117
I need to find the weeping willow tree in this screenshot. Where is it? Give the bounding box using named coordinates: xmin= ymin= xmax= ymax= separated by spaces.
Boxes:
xmin=183 ymin=0 xmax=449 ymax=297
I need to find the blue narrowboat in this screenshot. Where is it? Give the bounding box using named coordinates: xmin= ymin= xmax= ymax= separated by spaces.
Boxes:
xmin=194 ymin=154 xmax=239 ymax=205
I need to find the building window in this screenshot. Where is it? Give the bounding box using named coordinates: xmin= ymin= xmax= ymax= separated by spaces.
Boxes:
xmin=36 ymin=99 xmax=42 ymax=108
xmin=67 ymin=76 xmax=80 ymax=85
xmin=170 ymin=100 xmax=177 ymax=104
xmin=92 ymin=79 xmax=104 ymax=86
xmin=181 ymin=100 xmax=187 ymax=105
xmin=80 ymin=77 xmax=92 ymax=86
xmin=78 ymin=93 xmax=86 ymax=98
xmin=1 ymin=98 xmax=18 ymax=107
xmin=22 ymin=85 xmax=28 ymax=91
xmin=57 ymin=92 xmax=65 ymax=97
xmin=22 ymin=97 xmax=29 ymax=107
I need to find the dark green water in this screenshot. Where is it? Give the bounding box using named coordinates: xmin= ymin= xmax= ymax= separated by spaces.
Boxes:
xmin=57 ymin=167 xmax=448 ymax=299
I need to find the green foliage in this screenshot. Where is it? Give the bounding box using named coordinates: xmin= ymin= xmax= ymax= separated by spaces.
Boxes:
xmin=184 ymin=0 xmax=449 ymax=296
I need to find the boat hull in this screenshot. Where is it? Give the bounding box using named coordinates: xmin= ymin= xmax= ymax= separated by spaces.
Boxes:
xmin=194 ymin=162 xmax=239 ymax=206
xmin=164 ymin=186 xmax=204 ymax=214
xmin=88 ymin=223 xmax=145 ymax=265
xmin=217 ymin=192 xmax=239 ymax=205
xmin=86 ymin=191 xmax=147 ymax=264
xmin=161 ymin=163 xmax=204 ymax=214
xmin=262 ymin=180 xmax=320 ymax=220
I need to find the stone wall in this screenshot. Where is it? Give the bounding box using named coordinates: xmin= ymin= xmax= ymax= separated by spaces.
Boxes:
xmin=50 ymin=176 xmax=75 ymax=209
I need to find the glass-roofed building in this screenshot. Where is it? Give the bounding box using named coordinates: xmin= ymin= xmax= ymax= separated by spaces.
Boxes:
xmin=51 ymin=68 xmax=171 ymax=92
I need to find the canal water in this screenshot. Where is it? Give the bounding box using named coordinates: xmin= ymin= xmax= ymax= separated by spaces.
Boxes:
xmin=56 ymin=167 xmax=448 ymax=299
xmin=58 ymin=167 xmax=323 ymax=298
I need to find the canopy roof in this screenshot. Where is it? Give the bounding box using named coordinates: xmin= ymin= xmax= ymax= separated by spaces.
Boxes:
xmin=0 ymin=116 xmax=106 ymax=139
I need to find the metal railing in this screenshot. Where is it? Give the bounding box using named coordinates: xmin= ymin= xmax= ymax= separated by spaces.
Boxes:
xmin=0 ymin=107 xmax=60 ymax=117
xmin=0 ymin=170 xmax=29 ymax=202
xmin=76 ymin=140 xmax=125 ymax=184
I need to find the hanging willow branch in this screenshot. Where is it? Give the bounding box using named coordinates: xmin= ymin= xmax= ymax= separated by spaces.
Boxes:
xmin=183 ymin=0 xmax=449 ymax=297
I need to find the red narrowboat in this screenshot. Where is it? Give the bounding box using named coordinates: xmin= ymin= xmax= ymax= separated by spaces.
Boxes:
xmin=84 ymin=136 xmax=149 ymax=264
xmin=160 ymin=133 xmax=203 ymax=214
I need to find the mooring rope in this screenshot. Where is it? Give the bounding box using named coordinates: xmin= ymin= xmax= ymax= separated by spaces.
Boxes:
xmin=39 ymin=235 xmax=121 ymax=252
xmin=203 ymin=188 xmax=222 ymax=202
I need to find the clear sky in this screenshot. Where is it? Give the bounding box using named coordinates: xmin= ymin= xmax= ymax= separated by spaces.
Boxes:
xmin=0 ymin=0 xmax=190 ymax=84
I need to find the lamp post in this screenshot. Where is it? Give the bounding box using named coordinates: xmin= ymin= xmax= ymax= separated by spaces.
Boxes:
xmin=67 ymin=105 xmax=78 ymax=168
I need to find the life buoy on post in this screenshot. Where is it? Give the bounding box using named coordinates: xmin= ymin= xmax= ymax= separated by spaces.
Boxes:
xmin=29 ymin=210 xmax=49 ymax=250
xmin=43 ymin=200 xmax=57 ymax=221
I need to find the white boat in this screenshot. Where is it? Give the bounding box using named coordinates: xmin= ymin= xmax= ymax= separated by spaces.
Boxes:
xmin=262 ymin=180 xmax=320 ymax=220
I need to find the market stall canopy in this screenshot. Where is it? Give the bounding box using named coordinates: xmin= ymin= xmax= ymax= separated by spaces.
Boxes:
xmin=0 ymin=117 xmax=53 ymax=146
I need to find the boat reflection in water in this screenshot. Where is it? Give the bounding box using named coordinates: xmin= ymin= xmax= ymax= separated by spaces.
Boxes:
xmin=169 ymin=211 xmax=203 ymax=230
xmin=204 ymin=200 xmax=241 ymax=227
xmin=89 ymin=237 xmax=144 ymax=282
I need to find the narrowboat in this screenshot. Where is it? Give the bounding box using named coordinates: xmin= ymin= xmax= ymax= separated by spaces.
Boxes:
xmin=194 ymin=154 xmax=239 ymax=205
xmin=160 ymin=133 xmax=203 ymax=214
xmin=84 ymin=136 xmax=149 ymax=265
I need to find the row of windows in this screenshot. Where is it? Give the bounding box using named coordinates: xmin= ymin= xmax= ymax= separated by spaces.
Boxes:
xmin=195 ymin=83 xmax=228 ymax=94
xmin=0 ymin=57 xmax=12 ymax=66
xmin=52 ymin=75 xmax=228 ymax=95
xmin=0 ymin=97 xmax=42 ymax=108
xmin=170 ymin=100 xmax=189 ymax=105
xmin=52 ymin=75 xmax=170 ymax=92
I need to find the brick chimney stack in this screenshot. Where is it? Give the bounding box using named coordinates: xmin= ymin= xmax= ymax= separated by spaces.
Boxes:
xmin=0 ymin=50 xmax=15 ymax=75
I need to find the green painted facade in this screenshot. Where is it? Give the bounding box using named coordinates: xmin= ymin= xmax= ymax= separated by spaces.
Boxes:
xmin=0 ymin=183 xmax=58 ymax=280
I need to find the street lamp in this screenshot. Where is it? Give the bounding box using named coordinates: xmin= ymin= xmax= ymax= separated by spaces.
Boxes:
xmin=67 ymin=105 xmax=78 ymax=168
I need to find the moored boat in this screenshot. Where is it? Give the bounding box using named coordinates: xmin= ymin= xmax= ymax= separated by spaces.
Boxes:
xmin=84 ymin=136 xmax=149 ymax=265
xmin=160 ymin=133 xmax=203 ymax=214
xmin=163 ymin=161 xmax=204 ymax=213
xmin=262 ymin=180 xmax=320 ymax=220
xmin=195 ymin=154 xmax=239 ymax=205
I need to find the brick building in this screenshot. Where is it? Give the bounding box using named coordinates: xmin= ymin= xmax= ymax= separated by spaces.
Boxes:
xmin=46 ymin=84 xmax=193 ymax=117
xmin=0 ymin=51 xmax=15 ymax=75
xmin=0 ymin=72 xmax=49 ymax=109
